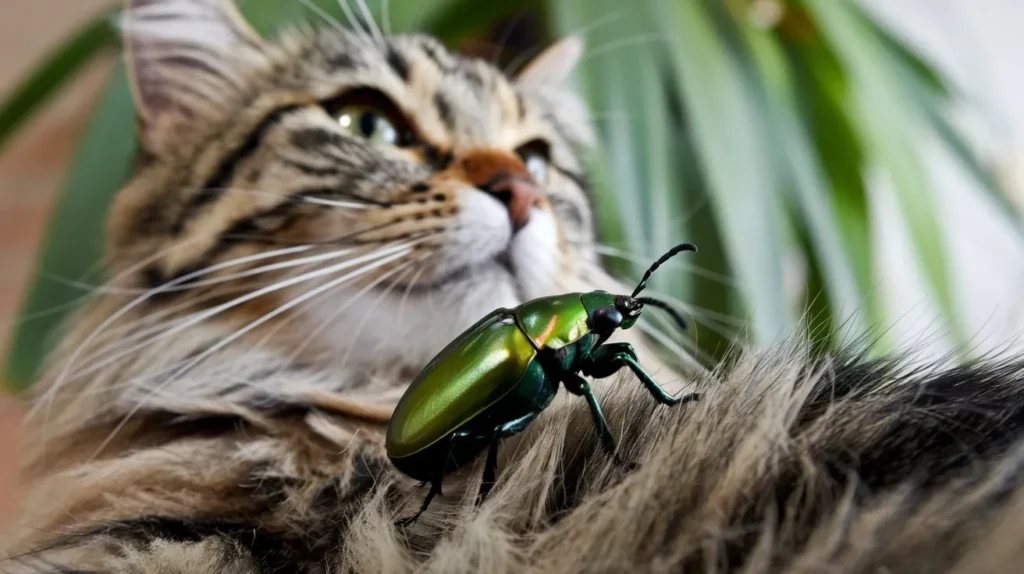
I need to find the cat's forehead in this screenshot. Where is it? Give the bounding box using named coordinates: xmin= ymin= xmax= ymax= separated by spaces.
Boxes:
xmin=293 ymin=30 xmax=541 ymax=149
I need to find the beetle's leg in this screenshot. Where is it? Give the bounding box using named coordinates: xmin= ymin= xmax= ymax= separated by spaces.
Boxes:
xmin=478 ymin=436 xmax=500 ymax=505
xmin=563 ymin=372 xmax=624 ymax=465
xmin=476 ymin=411 xmax=542 ymax=504
xmin=397 ymin=475 xmax=443 ymax=527
xmin=496 ymin=411 xmax=542 ymax=438
xmin=584 ymin=343 xmax=700 ymax=406
xmin=397 ymin=433 xmax=464 ymax=526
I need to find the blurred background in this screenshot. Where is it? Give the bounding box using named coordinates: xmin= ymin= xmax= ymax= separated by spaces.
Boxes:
xmin=1 ymin=0 xmax=1023 ymax=390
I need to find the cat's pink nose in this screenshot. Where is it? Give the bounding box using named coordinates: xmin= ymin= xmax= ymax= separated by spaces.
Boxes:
xmin=479 ymin=173 xmax=542 ymax=230
xmin=456 ymin=149 xmax=543 ymax=230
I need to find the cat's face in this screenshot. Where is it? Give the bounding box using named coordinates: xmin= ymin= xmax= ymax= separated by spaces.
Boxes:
xmin=109 ymin=0 xmax=598 ymax=367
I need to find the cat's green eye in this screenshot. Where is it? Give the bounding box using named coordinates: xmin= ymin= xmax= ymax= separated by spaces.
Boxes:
xmin=516 ymin=141 xmax=551 ymax=184
xmin=323 ymin=88 xmax=416 ymax=148
xmin=337 ymin=106 xmax=401 ymax=147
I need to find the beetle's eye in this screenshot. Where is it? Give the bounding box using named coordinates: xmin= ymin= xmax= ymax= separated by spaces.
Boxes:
xmin=337 ymin=106 xmax=400 ymax=146
xmin=516 ymin=140 xmax=551 ymax=184
xmin=591 ymin=307 xmax=623 ymax=332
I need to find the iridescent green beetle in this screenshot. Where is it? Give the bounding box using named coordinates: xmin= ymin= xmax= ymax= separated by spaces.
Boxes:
xmin=387 ymin=243 xmax=700 ymax=524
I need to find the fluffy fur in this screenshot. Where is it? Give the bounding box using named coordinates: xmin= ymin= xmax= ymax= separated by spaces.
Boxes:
xmin=10 ymin=348 xmax=1024 ymax=572
xmin=5 ymin=0 xmax=1024 ymax=572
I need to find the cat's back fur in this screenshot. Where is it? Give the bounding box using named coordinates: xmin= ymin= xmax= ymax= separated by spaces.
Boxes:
xmin=11 ymin=345 xmax=1024 ymax=573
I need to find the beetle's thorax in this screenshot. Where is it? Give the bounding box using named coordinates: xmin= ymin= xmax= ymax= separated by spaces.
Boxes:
xmin=515 ymin=294 xmax=592 ymax=350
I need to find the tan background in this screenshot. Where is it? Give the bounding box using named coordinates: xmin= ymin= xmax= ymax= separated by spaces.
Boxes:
xmin=0 ymin=0 xmax=115 ymax=358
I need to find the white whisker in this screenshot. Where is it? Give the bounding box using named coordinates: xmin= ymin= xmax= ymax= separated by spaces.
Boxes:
xmin=274 ymin=259 xmax=418 ymax=374
xmin=636 ymin=322 xmax=708 ymax=374
xmin=41 ymin=247 xmax=361 ymax=298
xmin=83 ymin=287 xmax=241 ymax=346
xmin=50 ymin=243 xmax=417 ymax=402
xmin=577 ymin=8 xmax=629 ymax=39
xmin=168 ymin=247 xmax=413 ymax=385
xmin=302 ymin=196 xmax=374 ymax=210
xmin=579 ymin=263 xmax=742 ymax=342
xmin=89 ymin=244 xmax=417 ymax=459
xmin=489 ymin=14 xmax=525 ymax=67
xmin=36 ymin=274 xmax=146 ymax=296
xmin=337 ymin=0 xmax=369 ymax=42
xmin=591 ymin=245 xmax=738 ymax=288
xmin=31 ymin=244 xmax=317 ymax=424
xmin=24 ymin=248 xmax=177 ymax=433
xmin=336 ymin=260 xmax=414 ymax=368
xmin=298 ymin=0 xmax=345 ymax=33
xmin=398 ymin=261 xmax=429 ymax=322
xmin=1 ymin=244 xmax=112 ymax=324
xmin=503 ymin=8 xmax=630 ymax=76
xmin=33 ymin=245 xmax=316 ymax=417
xmin=155 ymin=247 xmax=358 ymax=289
xmin=0 ymin=290 xmax=101 ymax=331
xmin=353 ymin=0 xmax=384 ymax=45
xmin=380 ymin=0 xmax=390 ymax=35
xmin=580 ymin=34 xmax=666 ymax=65
xmin=189 ymin=185 xmax=380 ymax=210
xmin=35 ymin=270 xmax=359 ymax=402
xmin=71 ymin=249 xmax=363 ymax=368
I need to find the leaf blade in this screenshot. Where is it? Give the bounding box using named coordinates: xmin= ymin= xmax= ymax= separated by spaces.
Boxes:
xmin=0 ymin=8 xmax=118 ymax=153
xmin=742 ymin=25 xmax=870 ymax=340
xmin=4 ymin=66 xmax=138 ymax=389
xmin=549 ymin=0 xmax=664 ymax=279
xmin=807 ymin=0 xmax=965 ymax=344
xmin=658 ymin=0 xmax=790 ymax=344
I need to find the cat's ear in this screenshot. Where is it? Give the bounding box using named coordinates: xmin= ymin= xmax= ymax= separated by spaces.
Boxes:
xmin=120 ymin=0 xmax=267 ymax=154
xmin=514 ymin=36 xmax=584 ymax=89
xmin=514 ymin=36 xmax=595 ymax=146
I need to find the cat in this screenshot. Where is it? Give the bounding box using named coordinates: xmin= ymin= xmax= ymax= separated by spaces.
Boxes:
xmin=3 ymin=0 xmax=1024 ymax=572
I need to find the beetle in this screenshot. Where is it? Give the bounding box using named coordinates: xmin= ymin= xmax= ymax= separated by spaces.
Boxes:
xmin=386 ymin=243 xmax=700 ymax=525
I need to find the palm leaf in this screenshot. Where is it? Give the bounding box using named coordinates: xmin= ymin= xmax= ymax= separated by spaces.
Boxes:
xmin=658 ymin=0 xmax=790 ymax=344
xmin=0 ymin=9 xmax=118 ymax=153
xmin=790 ymin=36 xmax=885 ymax=348
xmin=807 ymin=0 xmax=965 ymax=343
xmin=549 ymin=0 xmax=672 ymax=279
xmin=4 ymin=67 xmax=137 ymax=389
xmin=741 ymin=24 xmax=870 ymax=341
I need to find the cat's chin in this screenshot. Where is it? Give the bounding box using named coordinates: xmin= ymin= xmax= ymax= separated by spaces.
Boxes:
xmin=302 ymin=201 xmax=563 ymax=372
xmin=306 ymin=260 xmax=522 ymax=372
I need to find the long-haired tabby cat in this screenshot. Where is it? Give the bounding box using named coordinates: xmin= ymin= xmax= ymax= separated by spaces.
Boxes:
xmin=4 ymin=0 xmax=1024 ymax=571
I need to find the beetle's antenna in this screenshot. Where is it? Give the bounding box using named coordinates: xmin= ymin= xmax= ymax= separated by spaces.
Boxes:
xmin=636 ymin=297 xmax=689 ymax=332
xmin=632 ymin=243 xmax=698 ymax=297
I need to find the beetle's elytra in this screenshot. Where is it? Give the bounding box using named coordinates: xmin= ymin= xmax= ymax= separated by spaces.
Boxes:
xmin=386 ymin=243 xmax=701 ymax=525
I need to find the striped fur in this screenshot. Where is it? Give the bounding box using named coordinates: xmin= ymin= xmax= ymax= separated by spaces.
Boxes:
xmin=4 ymin=0 xmax=1024 ymax=572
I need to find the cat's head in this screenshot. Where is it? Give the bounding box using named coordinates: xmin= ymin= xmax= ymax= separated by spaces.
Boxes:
xmin=109 ymin=0 xmax=600 ymax=367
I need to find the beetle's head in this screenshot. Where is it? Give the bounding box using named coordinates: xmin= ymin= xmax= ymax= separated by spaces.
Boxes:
xmin=581 ymin=291 xmax=637 ymax=335
xmin=582 ymin=242 xmax=699 ymax=337
xmin=615 ymin=295 xmax=644 ymax=329
xmin=581 ymin=291 xmax=690 ymax=337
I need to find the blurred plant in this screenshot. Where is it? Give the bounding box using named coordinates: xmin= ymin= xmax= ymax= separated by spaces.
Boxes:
xmin=1 ymin=0 xmax=1018 ymax=388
